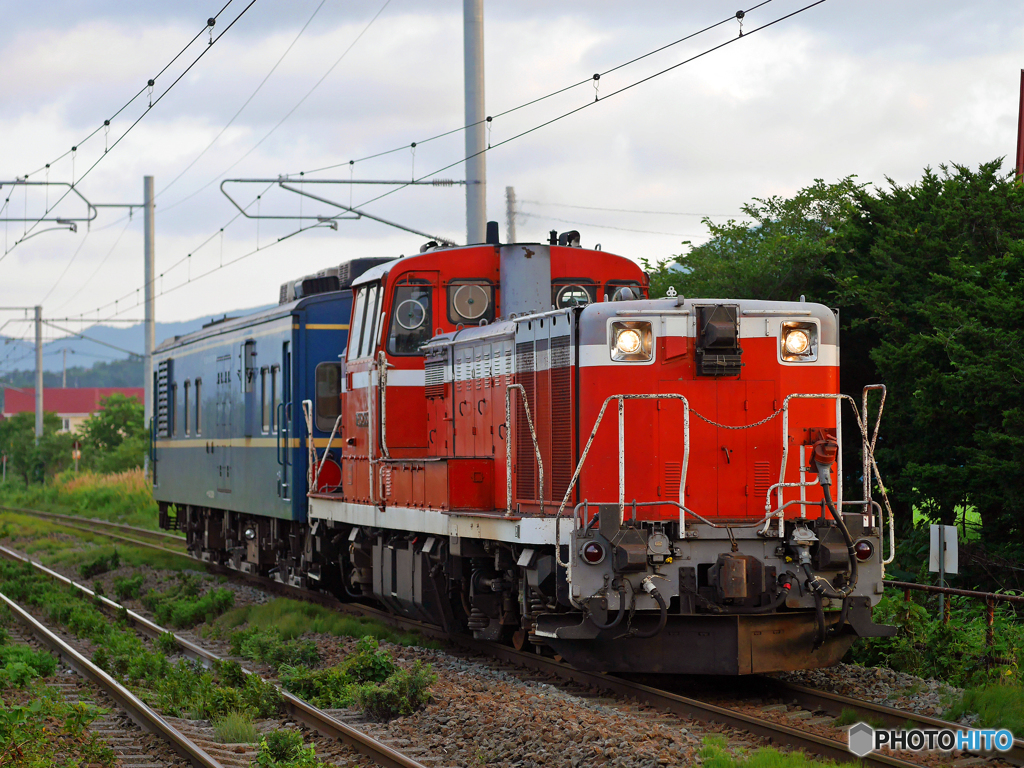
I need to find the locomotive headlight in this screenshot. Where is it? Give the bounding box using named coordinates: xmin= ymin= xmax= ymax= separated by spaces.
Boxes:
xmin=616 ymin=329 xmax=642 ymax=355
xmin=783 ymin=329 xmax=810 ymax=356
xmin=780 ymin=322 xmax=818 ymax=362
xmin=610 ymin=321 xmax=653 ymax=362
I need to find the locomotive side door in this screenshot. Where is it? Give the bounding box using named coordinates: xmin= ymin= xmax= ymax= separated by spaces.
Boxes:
xmin=216 ymin=353 xmax=232 ymax=494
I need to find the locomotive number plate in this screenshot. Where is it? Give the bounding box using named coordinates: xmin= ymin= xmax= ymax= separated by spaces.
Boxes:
xmin=355 ymin=411 xmax=369 ymax=427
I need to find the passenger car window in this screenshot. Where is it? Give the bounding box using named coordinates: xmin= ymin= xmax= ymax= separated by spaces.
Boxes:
xmin=315 ymin=362 xmax=341 ymax=431
xmin=387 ymin=283 xmax=432 ymax=356
xmin=195 ymin=378 xmax=202 ymax=435
xmin=447 ymin=280 xmax=494 ymax=325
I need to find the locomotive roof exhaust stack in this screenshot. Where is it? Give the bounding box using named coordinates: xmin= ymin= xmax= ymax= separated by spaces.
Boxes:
xmin=499 ymin=244 xmax=550 ymax=316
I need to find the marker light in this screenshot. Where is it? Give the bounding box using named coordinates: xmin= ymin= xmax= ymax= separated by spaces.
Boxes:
xmin=243 ymin=527 xmax=257 ymax=541
xmin=616 ymin=329 xmax=642 ymax=355
xmin=581 ymin=541 xmax=606 ymax=564
xmin=854 ymin=540 xmax=874 ymax=561
xmin=783 ymin=328 xmax=811 ymax=356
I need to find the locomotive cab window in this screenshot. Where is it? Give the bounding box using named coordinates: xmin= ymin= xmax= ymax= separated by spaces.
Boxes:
xmin=387 ymin=281 xmax=433 ymax=356
xmin=552 ymin=280 xmax=596 ymax=309
xmin=606 ymin=280 xmax=643 ymax=302
xmin=347 ymin=287 xmax=368 ymax=359
xmin=315 ymin=362 xmax=341 ymax=431
xmin=447 ymin=280 xmax=494 ymax=325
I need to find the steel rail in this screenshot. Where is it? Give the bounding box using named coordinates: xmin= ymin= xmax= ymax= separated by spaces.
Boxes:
xmin=0 ymin=588 xmax=224 ymax=768
xmin=757 ymin=678 xmax=1024 ymax=766
xmin=2 ymin=508 xmax=1016 ymax=766
xmin=0 ymin=545 xmax=430 ymax=768
xmin=0 ymin=504 xmax=185 ymax=544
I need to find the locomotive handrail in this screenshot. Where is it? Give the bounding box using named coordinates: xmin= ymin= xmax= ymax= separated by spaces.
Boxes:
xmin=771 ymin=389 xmax=895 ymax=572
xmin=505 ymin=384 xmax=544 ymax=516
xmin=554 ymin=394 xmax=691 ymax=569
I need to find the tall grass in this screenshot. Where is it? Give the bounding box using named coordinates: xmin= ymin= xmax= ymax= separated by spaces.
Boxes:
xmin=0 ymin=468 xmax=164 ymax=531
xmin=213 ymin=598 xmax=435 ymax=648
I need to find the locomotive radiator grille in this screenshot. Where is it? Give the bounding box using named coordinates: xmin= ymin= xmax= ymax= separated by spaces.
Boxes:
xmin=551 ymin=336 xmax=572 ymax=504
xmin=515 ymin=341 xmax=536 ymax=500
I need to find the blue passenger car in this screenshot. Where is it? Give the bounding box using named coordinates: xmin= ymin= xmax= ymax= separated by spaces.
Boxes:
xmin=153 ymin=258 xmax=388 ymax=576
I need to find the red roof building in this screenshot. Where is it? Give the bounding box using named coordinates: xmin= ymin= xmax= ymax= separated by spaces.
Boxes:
xmin=1 ymin=387 xmax=144 ymax=432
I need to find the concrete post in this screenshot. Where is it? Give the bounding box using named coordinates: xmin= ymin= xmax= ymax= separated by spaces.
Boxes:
xmin=463 ymin=0 xmax=486 ymax=244
xmin=143 ymin=176 xmax=155 ymax=430
xmin=34 ymin=306 xmax=42 ymax=441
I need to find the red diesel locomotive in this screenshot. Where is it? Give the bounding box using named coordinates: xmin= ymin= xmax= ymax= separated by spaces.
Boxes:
xmin=175 ymin=227 xmax=897 ymax=675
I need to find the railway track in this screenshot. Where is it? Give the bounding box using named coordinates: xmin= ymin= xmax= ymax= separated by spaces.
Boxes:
xmin=0 ymin=543 xmax=434 ymax=768
xmin=2 ymin=506 xmax=1020 ymax=767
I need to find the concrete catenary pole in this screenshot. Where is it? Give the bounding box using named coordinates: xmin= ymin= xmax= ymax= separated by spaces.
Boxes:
xmin=143 ymin=176 xmax=155 ymax=433
xmin=34 ymin=306 xmax=42 ymax=441
xmin=463 ymin=0 xmax=486 ymax=244
xmin=505 ymin=186 xmax=517 ymax=243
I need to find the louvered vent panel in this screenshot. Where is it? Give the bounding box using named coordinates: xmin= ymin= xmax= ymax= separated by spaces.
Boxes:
xmin=515 ymin=341 xmax=536 ymax=501
xmin=550 ymin=336 xmax=572 ymax=504
xmin=424 ymin=360 xmax=445 ymax=398
xmin=754 ymin=461 xmax=772 ymax=498
xmin=157 ymin=360 xmax=171 ymax=437
xmin=663 ymin=462 xmax=682 ymax=499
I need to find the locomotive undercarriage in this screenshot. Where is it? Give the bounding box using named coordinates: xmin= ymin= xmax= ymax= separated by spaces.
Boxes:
xmin=164 ymin=498 xmax=895 ymax=675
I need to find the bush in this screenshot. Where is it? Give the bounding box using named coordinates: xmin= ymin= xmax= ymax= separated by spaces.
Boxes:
xmin=0 ymin=645 xmax=58 ymax=687
xmin=113 ymin=574 xmax=145 ymax=601
xmin=157 ymin=631 xmax=179 ymax=655
xmin=142 ymin=576 xmax=234 ymax=628
xmin=229 ymin=626 xmax=319 ymax=670
xmin=254 ymin=730 xmax=325 ymax=768
xmin=354 ymin=662 xmax=436 ymax=721
xmin=79 ymin=549 xmax=120 ymax=579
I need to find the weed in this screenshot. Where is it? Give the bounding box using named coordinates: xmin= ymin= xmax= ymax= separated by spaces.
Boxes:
xmin=831 ymin=708 xmax=884 ymax=730
xmin=142 ymin=575 xmax=234 ymax=628
xmin=0 ymin=684 xmax=115 ymax=767
xmin=0 ymin=645 xmax=57 ymax=687
xmin=355 ymin=662 xmax=436 ymax=721
xmin=944 ymin=683 xmax=1024 ymax=734
xmin=114 ymin=574 xmax=146 ymax=601
xmin=254 ymin=730 xmax=326 ymax=768
xmin=698 ymin=734 xmax=842 ymax=767
xmin=214 ymin=598 xmax=434 ymax=648
xmin=213 ymin=711 xmax=260 ymax=744
xmin=157 ymin=631 xmax=179 ymax=655
xmin=79 ymin=548 xmax=120 ymax=579
xmin=229 ymin=626 xmax=319 ymax=670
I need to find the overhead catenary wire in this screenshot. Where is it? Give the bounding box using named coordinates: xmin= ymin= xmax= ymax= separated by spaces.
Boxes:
xmin=158 ymin=0 xmax=392 ymax=215
xmin=519 ymin=200 xmax=737 ymax=217
xmin=2 ymin=0 xmax=258 ymax=261
xmin=333 ymin=0 xmax=830 ymax=217
xmin=68 ymin=0 xmax=823 ymax=327
xmin=517 ymin=211 xmax=705 ymax=238
xmin=296 ymin=1 xmax=775 ymax=178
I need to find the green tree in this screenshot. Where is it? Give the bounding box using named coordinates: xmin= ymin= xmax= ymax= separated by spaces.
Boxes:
xmin=77 ymin=393 xmax=147 ymax=473
xmin=0 ymin=411 xmax=75 ymax=484
xmin=645 ymin=161 xmax=1024 ymax=581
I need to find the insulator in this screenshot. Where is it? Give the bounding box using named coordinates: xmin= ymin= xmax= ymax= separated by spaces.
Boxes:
xmin=431 ymin=179 xmax=455 ymax=187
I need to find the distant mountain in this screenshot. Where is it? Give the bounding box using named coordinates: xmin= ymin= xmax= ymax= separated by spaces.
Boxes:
xmin=0 ymin=303 xmax=275 ymax=379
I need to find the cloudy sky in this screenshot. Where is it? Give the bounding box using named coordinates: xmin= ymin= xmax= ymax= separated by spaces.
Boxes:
xmin=1 ymin=0 xmax=1022 ymax=360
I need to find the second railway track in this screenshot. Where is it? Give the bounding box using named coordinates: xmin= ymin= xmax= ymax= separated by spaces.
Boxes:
xmin=2 ymin=505 xmax=1020 ymax=768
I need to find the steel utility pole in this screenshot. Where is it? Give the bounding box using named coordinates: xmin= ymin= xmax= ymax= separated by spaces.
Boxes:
xmin=143 ymin=176 xmax=155 ymax=432
xmin=34 ymin=306 xmax=42 ymax=441
xmin=463 ymin=0 xmax=486 ymax=244
xmin=505 ymin=186 xmax=517 ymax=243
xmin=1017 ymin=69 xmax=1024 ymax=179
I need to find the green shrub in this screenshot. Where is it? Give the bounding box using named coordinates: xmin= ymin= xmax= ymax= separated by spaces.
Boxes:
xmin=79 ymin=549 xmax=120 ymax=579
xmin=113 ymin=574 xmax=146 ymax=601
xmin=0 ymin=688 xmax=115 ymax=767
xmin=213 ymin=711 xmax=260 ymax=744
xmin=354 ymin=662 xmax=436 ymax=721
xmin=142 ymin=577 xmax=234 ymax=628
xmin=157 ymin=631 xmax=179 ymax=655
xmin=0 ymin=645 xmax=57 ymax=687
xmin=229 ymin=626 xmax=319 ymax=669
xmin=254 ymin=730 xmax=325 ymax=768
xmin=945 ymin=682 xmax=1024 ymax=734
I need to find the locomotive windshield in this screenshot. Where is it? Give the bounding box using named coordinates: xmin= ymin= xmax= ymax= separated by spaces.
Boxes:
xmin=388 ymin=282 xmax=433 ymax=355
